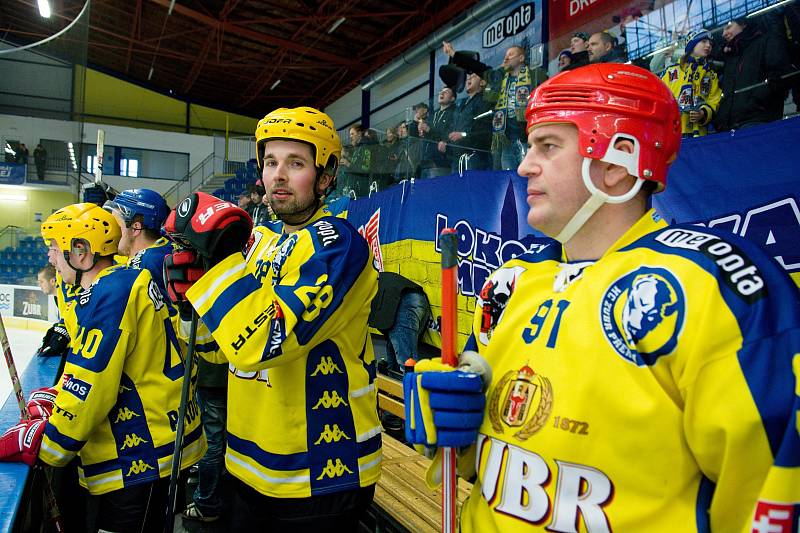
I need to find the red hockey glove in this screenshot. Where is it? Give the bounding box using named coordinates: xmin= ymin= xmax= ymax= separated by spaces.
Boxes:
xmin=26 ymin=387 xmax=58 ymax=420
xmin=0 ymin=418 xmax=46 ymax=466
xmin=163 ymin=249 xmax=206 ymax=307
xmin=163 ymin=192 xmax=252 ymax=265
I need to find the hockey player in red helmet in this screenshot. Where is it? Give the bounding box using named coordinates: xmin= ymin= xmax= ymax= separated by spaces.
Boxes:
xmin=403 ymin=64 xmax=800 ymax=531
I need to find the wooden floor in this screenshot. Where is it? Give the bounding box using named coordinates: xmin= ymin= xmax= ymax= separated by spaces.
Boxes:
xmin=375 ymin=433 xmax=472 ymax=533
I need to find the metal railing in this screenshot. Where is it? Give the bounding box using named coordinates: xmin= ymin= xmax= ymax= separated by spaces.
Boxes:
xmin=163 ymin=153 xmax=228 ymax=206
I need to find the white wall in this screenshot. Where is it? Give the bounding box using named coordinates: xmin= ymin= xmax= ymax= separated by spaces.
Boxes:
xmin=0 ymin=114 xmax=214 ymax=194
xmin=324 ymin=87 xmax=362 ymax=133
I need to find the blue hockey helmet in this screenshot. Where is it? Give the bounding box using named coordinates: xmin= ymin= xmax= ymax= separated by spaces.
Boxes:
xmin=103 ymin=188 xmax=170 ymax=230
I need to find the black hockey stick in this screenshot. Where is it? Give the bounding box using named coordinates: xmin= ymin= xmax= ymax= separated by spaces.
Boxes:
xmin=164 ymin=309 xmax=199 ymax=533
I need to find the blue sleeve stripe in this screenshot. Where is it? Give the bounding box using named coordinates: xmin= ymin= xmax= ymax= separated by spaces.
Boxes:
xmin=358 ymin=432 xmax=381 ymax=457
xmin=195 ymin=341 xmax=220 ymax=353
xmin=694 ymin=475 xmax=714 ymax=533
xmin=203 ymin=274 xmax=263 ymax=334
xmin=227 ymin=432 xmax=308 ymax=472
xmin=44 ymin=423 xmax=85 ymax=452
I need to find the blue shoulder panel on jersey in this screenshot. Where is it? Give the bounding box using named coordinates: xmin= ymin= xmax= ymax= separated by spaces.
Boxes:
xmin=279 ymin=218 xmax=372 ymax=346
xmin=623 ymin=224 xmax=800 ymax=458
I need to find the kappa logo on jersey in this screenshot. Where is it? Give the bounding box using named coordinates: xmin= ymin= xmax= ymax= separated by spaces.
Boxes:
xmin=312 ymin=390 xmax=348 ymax=409
xmin=314 ymin=424 xmax=351 ymax=445
xmin=600 ymin=267 xmax=685 ymax=366
xmin=489 ymin=363 xmax=553 ymax=440
xmin=476 ymin=434 xmax=614 ymax=528
xmin=310 ymin=356 xmax=343 ymax=376
xmin=752 ymin=501 xmax=796 ymax=533
xmin=114 ymin=407 xmax=140 ymax=423
xmin=312 ymin=219 xmax=340 ymax=247
xmin=62 ymin=374 xmax=92 ymax=401
xmin=316 ymin=458 xmax=354 ymax=480
xmin=126 ymin=459 xmax=155 ymax=476
xmin=272 ymin=234 xmax=298 ymax=280
xmin=478 ymin=266 xmax=526 ymax=344
xmin=655 ymin=228 xmax=766 ymax=301
xmin=120 ymin=433 xmax=149 ymax=450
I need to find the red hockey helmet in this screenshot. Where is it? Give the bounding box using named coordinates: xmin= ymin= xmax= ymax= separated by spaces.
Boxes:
xmin=525 ymin=63 xmax=681 ymax=191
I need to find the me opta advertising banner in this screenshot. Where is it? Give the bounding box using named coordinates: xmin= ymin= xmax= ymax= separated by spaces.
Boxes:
xmin=434 ymin=0 xmax=545 ymax=93
xmin=346 ymin=117 xmax=800 ymax=348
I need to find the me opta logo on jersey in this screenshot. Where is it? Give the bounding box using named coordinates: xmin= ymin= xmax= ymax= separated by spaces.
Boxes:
xmin=478 ymin=265 xmax=525 ymax=344
xmin=488 ymin=363 xmax=553 ymax=440
xmin=600 ymin=267 xmax=685 ymax=366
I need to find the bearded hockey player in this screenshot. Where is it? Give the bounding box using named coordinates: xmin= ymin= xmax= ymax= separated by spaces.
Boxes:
xmin=164 ymin=106 xmax=380 ymax=529
xmin=0 ymin=203 xmax=205 ymax=532
xmin=404 ymin=64 xmax=800 ymax=531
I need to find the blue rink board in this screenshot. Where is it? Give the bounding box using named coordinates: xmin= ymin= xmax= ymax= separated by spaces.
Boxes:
xmin=0 ymin=356 xmax=60 ymax=532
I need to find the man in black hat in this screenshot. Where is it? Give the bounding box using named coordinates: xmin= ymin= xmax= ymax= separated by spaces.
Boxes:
xmin=563 ymin=32 xmax=591 ymax=70
xmin=446 ymin=71 xmax=492 ymax=173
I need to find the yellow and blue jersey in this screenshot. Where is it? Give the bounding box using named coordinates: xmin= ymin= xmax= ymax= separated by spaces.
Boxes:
xmin=461 ymin=209 xmax=800 ymax=532
xmin=127 ymin=236 xmax=176 ymax=315
xmin=40 ymin=264 xmax=206 ymax=495
xmin=186 ymin=206 xmax=381 ymax=498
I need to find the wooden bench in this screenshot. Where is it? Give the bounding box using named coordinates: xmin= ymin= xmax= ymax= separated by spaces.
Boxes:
xmin=374 ymin=374 xmax=472 ymax=533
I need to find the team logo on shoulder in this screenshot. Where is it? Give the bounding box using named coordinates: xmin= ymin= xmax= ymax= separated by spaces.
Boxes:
xmin=271 ymin=234 xmax=297 ymax=280
xmin=147 ymin=279 xmax=165 ymax=311
xmin=478 ymin=266 xmax=525 ymax=344
xmin=489 ymin=363 xmax=553 ymax=441
xmin=600 ymin=267 xmax=685 ymax=366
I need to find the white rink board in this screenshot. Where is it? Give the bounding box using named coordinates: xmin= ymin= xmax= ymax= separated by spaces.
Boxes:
xmin=0 ymin=327 xmax=40 ymax=409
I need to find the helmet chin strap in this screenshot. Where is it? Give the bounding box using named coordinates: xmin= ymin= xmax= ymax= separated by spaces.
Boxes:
xmin=64 ymin=249 xmax=100 ymax=287
xmin=554 ymin=135 xmax=645 ymax=244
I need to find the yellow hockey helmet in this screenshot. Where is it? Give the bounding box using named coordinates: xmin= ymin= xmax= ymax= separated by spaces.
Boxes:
xmin=255 ymin=107 xmax=342 ymax=175
xmin=41 ymin=203 xmax=121 ymax=257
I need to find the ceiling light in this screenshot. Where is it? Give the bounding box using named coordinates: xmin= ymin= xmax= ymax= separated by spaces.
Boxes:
xmin=270 ymin=79 xmax=282 ymax=90
xmin=0 ymin=193 xmax=27 ymax=201
xmin=37 ymin=0 xmax=51 ymax=18
xmin=327 ymin=17 xmax=346 ymax=34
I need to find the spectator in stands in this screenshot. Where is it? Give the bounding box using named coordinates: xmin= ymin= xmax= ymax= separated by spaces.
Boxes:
xmin=714 ymin=18 xmax=794 ymax=131
xmin=564 ymin=32 xmax=591 ymax=70
xmin=448 ymin=72 xmax=493 ymax=172
xmin=16 ymin=143 xmax=28 ymax=165
xmin=588 ymin=31 xmax=625 ymax=63
xmin=662 ymin=29 xmax=722 ymax=137
xmin=37 ymin=263 xmax=57 ymax=297
xmin=558 ymin=50 xmax=573 ymax=71
xmin=237 ymin=190 xmax=251 ymax=210
xmin=650 ymin=30 xmax=689 ymax=74
xmin=249 ymin=180 xmax=268 ymax=225
xmin=33 ymin=143 xmax=46 ymax=180
xmin=339 ymin=124 xmax=372 ymax=197
xmin=443 ymin=41 xmax=547 ymax=170
xmin=419 ymin=87 xmax=457 ymax=178
xmin=394 ymin=121 xmax=419 ymax=182
xmin=374 ymin=127 xmax=400 ymax=190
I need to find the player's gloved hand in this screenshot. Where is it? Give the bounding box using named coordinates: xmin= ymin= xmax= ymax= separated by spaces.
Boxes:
xmin=26 ymin=387 xmax=58 ymax=420
xmin=0 ymin=418 xmax=47 ymax=466
xmin=163 ymin=192 xmax=252 ymax=265
xmin=82 ymin=183 xmax=117 ymax=206
xmin=163 ymin=249 xmax=206 ymax=307
xmin=404 ymin=357 xmax=485 ymax=448
xmin=36 ymin=323 xmax=70 ymax=357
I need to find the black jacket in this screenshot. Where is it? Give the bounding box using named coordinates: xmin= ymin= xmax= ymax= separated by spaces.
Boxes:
xmin=563 ymin=50 xmax=590 ymax=70
xmin=714 ymin=25 xmax=793 ymax=131
xmin=451 ymin=92 xmax=492 ymax=157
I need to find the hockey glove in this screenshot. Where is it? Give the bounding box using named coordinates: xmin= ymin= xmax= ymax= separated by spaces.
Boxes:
xmin=0 ymin=418 xmax=46 ymax=466
xmin=26 ymin=387 xmax=58 ymax=420
xmin=404 ymin=357 xmax=485 ymax=448
xmin=82 ymin=183 xmax=116 ymax=206
xmin=163 ymin=192 xmax=252 ymax=265
xmin=163 ymin=249 xmax=206 ymax=307
xmin=36 ymin=323 xmax=70 ymax=357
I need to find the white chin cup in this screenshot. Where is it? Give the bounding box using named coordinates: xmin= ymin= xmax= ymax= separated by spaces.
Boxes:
xmin=554 ymin=135 xmax=644 ymax=244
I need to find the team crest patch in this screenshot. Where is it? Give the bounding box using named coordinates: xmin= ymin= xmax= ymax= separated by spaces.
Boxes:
xmin=600 ymin=267 xmax=685 ymax=366
xmin=488 ymin=363 xmax=553 ymax=441
xmin=478 ymin=265 xmax=525 ymax=344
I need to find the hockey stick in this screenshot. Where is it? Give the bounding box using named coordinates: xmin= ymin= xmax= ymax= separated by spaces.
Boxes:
xmin=94 ymin=129 xmax=104 ymax=185
xmin=0 ymin=313 xmax=65 ymax=531
xmin=164 ymin=309 xmax=199 ymax=533
xmin=439 ymin=228 xmax=458 ymax=533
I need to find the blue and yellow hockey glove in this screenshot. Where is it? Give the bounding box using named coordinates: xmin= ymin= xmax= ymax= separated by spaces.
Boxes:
xmin=404 ymin=358 xmax=485 ymax=448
